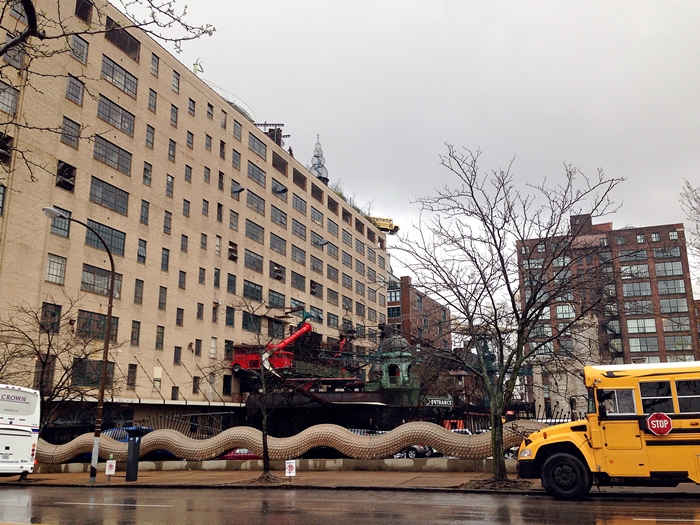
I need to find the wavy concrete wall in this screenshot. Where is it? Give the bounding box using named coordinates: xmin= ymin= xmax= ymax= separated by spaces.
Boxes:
xmin=37 ymin=420 xmax=547 ymax=464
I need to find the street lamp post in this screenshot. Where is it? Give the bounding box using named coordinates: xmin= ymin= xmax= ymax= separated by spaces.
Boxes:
xmin=42 ymin=207 xmax=115 ymax=483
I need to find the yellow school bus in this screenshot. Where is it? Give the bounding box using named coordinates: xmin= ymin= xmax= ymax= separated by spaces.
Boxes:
xmin=517 ymin=361 xmax=700 ymax=499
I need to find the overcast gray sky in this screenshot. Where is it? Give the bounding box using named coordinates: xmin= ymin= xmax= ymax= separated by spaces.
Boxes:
xmin=175 ymin=1 xmax=699 ymax=250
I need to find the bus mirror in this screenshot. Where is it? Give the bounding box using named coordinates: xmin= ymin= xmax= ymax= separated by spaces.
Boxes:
xmin=597 ymin=389 xmax=608 ymax=418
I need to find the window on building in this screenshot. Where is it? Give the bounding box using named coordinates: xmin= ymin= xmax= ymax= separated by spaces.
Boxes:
xmin=100 ymin=55 xmax=137 ymax=97
xmin=247 ymin=161 xmax=266 ymax=187
xmin=206 ymin=103 xmax=213 ymax=119
xmin=271 ymin=206 xmax=287 ymax=228
xmin=655 ymin=261 xmax=683 ymax=276
xmin=227 ymin=273 xmax=236 ymax=294
xmin=200 ymin=233 xmax=207 ymax=250
xmin=629 ymin=337 xmax=659 ymax=353
xmin=77 ymin=309 xmax=119 ymax=342
xmin=163 ymin=210 xmax=172 ymax=234
xmin=81 ymin=263 xmax=123 ymax=298
xmin=245 ymin=219 xmax=264 ymax=243
xmin=291 ymin=271 xmax=305 ymax=291
xmin=270 ymin=233 xmax=286 ymax=255
xmin=244 ymin=249 xmax=263 ymax=273
xmin=327 ymin=312 xmax=339 ymax=329
xmin=310 ymin=182 xmax=323 ymax=203
xmin=270 ymin=261 xmax=285 ymax=282
xmin=293 ymin=194 xmax=307 ymax=215
xmin=94 ymin=135 xmax=132 ymax=175
xmin=225 ymin=306 xmax=235 ymax=327
xmin=105 ymin=16 xmax=140 ymax=61
xmin=249 ymin=133 xmax=266 ymax=159
xmin=75 ymin=0 xmax=93 ymax=22
xmin=233 ymin=120 xmax=242 ymax=140
xmin=327 ymin=265 xmax=338 ymax=282
xmin=293 ymin=168 xmax=307 ymax=190
xmin=45 ymin=253 xmax=66 ymax=284
xmin=243 ymin=280 xmax=263 ymax=302
xmin=272 ymin=151 xmax=287 ymax=175
xmin=291 ymin=245 xmax=306 ymax=265
xmin=70 ymin=34 xmax=88 ymax=64
xmin=327 ymin=289 xmax=339 ymax=306
xmin=168 ymin=139 xmax=176 ymax=162
xmin=660 ymin=298 xmax=688 ymax=313
xmin=90 ymin=176 xmax=129 ymax=215
xmin=269 ymin=290 xmax=285 ymax=308
xmin=292 ymin=219 xmax=306 ymax=240
xmin=65 ymin=75 xmax=84 ymax=106
xmin=160 ymin=247 xmax=170 ymax=271
xmin=172 ymin=70 xmax=180 ymax=93
xmin=60 ymin=117 xmax=80 ymax=148
xmin=85 ymin=219 xmax=125 ymax=256
xmin=133 ymin=279 xmax=143 ymax=304
xmin=242 ymin=312 xmax=261 ymax=333
xmin=49 ymin=206 xmax=71 ymax=237
xmin=158 ymin=286 xmax=167 ymax=310
xmin=247 ymin=191 xmax=265 ymax=216
xmin=658 ymin=279 xmax=686 ymax=295
xmin=627 ymin=318 xmax=656 ymax=334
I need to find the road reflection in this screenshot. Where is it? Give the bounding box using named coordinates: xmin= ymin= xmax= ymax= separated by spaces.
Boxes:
xmin=0 ymin=487 xmax=699 ymax=525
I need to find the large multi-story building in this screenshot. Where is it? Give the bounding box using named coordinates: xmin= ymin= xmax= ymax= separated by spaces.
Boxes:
xmin=386 ymin=276 xmax=451 ymax=351
xmin=520 ymin=214 xmax=699 ymax=367
xmin=0 ymin=0 xmax=391 ymax=425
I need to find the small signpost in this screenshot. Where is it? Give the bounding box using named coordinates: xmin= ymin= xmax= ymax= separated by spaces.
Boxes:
xmin=105 ymin=459 xmax=117 ymax=480
xmin=646 ymin=412 xmax=673 ymax=436
xmin=285 ymin=459 xmax=297 ymax=479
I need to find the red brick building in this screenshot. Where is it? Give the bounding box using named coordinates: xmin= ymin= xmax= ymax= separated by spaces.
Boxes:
xmin=386 ymin=276 xmax=451 ymax=350
xmin=520 ymin=214 xmax=699 ymax=364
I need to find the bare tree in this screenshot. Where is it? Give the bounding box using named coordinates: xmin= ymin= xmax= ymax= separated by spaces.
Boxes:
xmin=0 ymin=292 xmax=125 ymax=431
xmin=396 ymin=146 xmax=624 ymax=480
xmin=200 ymin=295 xmax=319 ymax=483
xmin=681 ymin=179 xmax=700 ymax=263
xmin=0 ymin=0 xmax=213 ymax=180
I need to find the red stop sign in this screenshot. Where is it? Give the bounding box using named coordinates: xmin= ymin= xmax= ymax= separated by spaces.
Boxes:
xmin=646 ymin=413 xmax=673 ymax=436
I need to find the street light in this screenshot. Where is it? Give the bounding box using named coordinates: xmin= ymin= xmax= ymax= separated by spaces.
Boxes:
xmin=42 ymin=206 xmax=115 ymax=483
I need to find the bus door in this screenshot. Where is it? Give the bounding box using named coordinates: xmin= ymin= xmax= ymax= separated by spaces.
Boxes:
xmin=638 ymin=380 xmax=689 ymax=476
xmin=597 ymin=388 xmax=648 ymax=476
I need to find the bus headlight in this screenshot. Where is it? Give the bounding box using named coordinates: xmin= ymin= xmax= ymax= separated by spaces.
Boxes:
xmin=519 ymin=448 xmax=532 ymax=458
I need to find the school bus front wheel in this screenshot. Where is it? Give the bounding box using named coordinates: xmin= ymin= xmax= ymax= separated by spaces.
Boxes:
xmin=540 ymin=452 xmax=592 ymax=500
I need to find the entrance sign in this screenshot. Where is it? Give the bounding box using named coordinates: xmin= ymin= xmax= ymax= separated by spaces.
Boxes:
xmin=646 ymin=413 xmax=672 ymax=436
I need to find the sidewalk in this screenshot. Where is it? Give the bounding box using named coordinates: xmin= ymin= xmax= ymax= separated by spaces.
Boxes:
xmin=2 ymin=460 xmax=700 ymax=497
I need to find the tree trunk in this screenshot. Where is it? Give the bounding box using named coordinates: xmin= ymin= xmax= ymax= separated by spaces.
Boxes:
xmin=261 ymin=409 xmax=270 ymax=475
xmin=490 ymin=403 xmax=507 ymax=480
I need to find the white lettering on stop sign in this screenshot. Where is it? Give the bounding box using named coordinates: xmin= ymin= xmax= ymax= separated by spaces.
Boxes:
xmin=646 ymin=413 xmax=673 ymax=436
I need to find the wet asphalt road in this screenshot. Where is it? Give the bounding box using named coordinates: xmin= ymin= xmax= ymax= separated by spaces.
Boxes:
xmin=1 ymin=486 xmax=699 ymax=525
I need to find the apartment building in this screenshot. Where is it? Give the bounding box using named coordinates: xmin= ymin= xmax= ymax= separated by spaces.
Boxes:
xmin=0 ymin=0 xmax=390 ymax=423
xmin=386 ymin=276 xmax=451 ymax=350
xmin=519 ymin=214 xmax=698 ymax=367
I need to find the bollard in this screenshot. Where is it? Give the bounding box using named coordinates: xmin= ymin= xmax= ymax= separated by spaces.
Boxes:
xmin=125 ymin=435 xmax=141 ymax=482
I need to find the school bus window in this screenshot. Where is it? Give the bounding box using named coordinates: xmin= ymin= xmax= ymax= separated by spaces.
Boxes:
xmin=587 ymin=388 xmax=596 ymax=413
xmin=598 ymin=389 xmax=636 ymax=415
xmin=640 ymin=381 xmax=674 ymax=413
xmin=676 ymin=380 xmax=700 ymax=413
